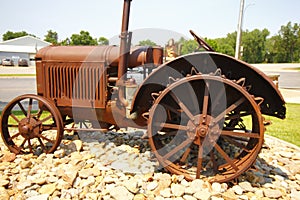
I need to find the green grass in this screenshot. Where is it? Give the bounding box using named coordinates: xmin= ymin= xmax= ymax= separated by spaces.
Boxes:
xmin=264 ymin=103 xmax=300 ymax=147
xmin=284 ymin=67 xmax=300 ymax=71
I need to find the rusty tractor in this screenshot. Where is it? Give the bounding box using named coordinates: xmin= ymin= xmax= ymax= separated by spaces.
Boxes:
xmin=0 ymin=0 xmax=286 ymax=183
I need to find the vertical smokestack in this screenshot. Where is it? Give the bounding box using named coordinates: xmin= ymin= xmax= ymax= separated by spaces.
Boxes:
xmin=117 ymin=0 xmax=132 ymax=106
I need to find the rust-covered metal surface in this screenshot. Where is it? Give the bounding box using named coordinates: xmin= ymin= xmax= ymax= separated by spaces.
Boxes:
xmin=35 ymin=45 xmax=162 ymax=109
xmin=131 ymin=51 xmax=286 ymax=119
xmin=0 ymin=0 xmax=286 ymax=184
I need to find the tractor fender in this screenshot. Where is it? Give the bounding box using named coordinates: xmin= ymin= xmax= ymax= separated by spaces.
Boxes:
xmin=131 ymin=52 xmax=286 ymax=119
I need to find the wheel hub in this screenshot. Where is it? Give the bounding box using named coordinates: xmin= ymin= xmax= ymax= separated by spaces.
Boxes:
xmin=187 ymin=115 xmax=220 ymax=145
xmin=18 ymin=118 xmax=39 ymax=139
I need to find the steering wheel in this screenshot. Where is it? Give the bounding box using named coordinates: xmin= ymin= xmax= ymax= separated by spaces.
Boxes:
xmin=189 ymin=30 xmax=214 ymax=52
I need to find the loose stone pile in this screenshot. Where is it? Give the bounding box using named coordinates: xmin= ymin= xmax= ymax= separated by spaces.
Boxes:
xmin=0 ymin=130 xmax=300 ymax=200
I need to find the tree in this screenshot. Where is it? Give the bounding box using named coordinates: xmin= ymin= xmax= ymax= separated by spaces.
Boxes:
xmin=215 ymin=38 xmax=235 ymax=56
xmin=180 ymin=39 xmax=198 ymax=55
xmin=44 ymin=30 xmax=58 ymax=45
xmin=98 ymin=37 xmax=109 ymax=45
xmin=138 ymin=39 xmax=157 ymax=46
xmin=241 ymin=29 xmax=270 ymax=63
xmin=69 ymin=30 xmax=98 ymax=46
xmin=2 ymin=31 xmax=36 ymax=41
xmin=266 ymin=22 xmax=300 ymax=63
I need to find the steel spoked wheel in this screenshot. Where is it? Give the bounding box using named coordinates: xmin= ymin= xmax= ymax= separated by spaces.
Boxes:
xmin=148 ymin=74 xmax=264 ymax=183
xmin=0 ymin=94 xmax=63 ymax=154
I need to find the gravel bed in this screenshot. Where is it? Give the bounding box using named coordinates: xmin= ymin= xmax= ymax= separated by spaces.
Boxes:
xmin=0 ymin=129 xmax=300 ymax=200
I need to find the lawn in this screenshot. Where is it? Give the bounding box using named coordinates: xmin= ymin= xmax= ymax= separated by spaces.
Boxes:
xmin=264 ymin=103 xmax=300 ymax=147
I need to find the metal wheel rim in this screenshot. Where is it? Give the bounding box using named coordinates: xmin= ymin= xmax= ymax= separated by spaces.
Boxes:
xmin=147 ymin=74 xmax=264 ymax=183
xmin=0 ymin=94 xmax=63 ymax=154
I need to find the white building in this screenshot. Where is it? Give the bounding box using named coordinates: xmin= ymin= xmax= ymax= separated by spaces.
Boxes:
xmin=0 ymin=36 xmax=51 ymax=66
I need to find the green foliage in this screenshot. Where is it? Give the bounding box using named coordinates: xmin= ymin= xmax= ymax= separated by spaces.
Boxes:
xmin=2 ymin=31 xmax=36 ymax=41
xmin=214 ymin=38 xmax=235 ymax=56
xmin=69 ymin=30 xmax=98 ymax=46
xmin=98 ymin=37 xmax=109 ymax=45
xmin=138 ymin=39 xmax=157 ymax=47
xmin=44 ymin=30 xmax=58 ymax=45
xmin=180 ymin=39 xmax=198 ymax=55
xmin=241 ymin=29 xmax=270 ymax=63
xmin=178 ymin=21 xmax=299 ymax=63
xmin=266 ymin=22 xmax=300 ymax=63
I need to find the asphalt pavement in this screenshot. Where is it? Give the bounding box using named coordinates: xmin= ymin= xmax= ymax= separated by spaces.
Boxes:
xmin=0 ymin=64 xmax=299 ymax=108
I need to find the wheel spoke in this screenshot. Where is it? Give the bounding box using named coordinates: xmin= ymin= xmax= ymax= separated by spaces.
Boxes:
xmin=200 ymin=82 xmax=209 ymax=124
xmin=38 ymin=137 xmax=47 ymax=151
xmin=9 ymin=113 xmax=20 ymax=123
xmin=170 ymin=92 xmax=196 ymax=123
xmin=7 ymin=124 xmax=19 ymax=128
xmin=37 ymin=134 xmax=55 ymax=144
xmin=7 ymin=132 xmax=21 ymax=142
xmin=163 ymin=138 xmax=192 ymax=160
xmin=155 ymin=122 xmax=189 ymax=131
xmin=17 ymin=102 xmax=27 ymax=116
xmin=180 ymin=147 xmax=191 ymax=163
xmin=196 ymin=139 xmax=203 ymax=178
xmin=222 ymin=135 xmax=250 ymax=152
xmin=221 ymin=130 xmax=260 ymax=139
xmin=27 ymin=139 xmax=33 ymax=153
xmin=210 ymin=150 xmax=218 ymax=173
xmin=214 ymin=97 xmax=246 ymax=124
xmin=161 ymin=103 xmax=182 ymax=116
xmin=15 ymin=138 xmax=28 ymax=154
xmin=27 ymin=98 xmax=33 ymax=120
xmin=34 ymin=115 xmax=53 ymax=127
xmin=37 ymin=106 xmax=45 ymax=119
xmin=225 ymin=111 xmax=253 ymax=121
xmin=214 ymin=143 xmax=239 ymax=172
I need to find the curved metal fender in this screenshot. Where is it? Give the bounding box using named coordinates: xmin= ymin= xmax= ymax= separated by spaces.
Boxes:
xmin=131 ymin=52 xmax=286 ymax=119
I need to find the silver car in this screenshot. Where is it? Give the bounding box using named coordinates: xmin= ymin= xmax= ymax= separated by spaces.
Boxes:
xmin=2 ymin=58 xmax=14 ymax=66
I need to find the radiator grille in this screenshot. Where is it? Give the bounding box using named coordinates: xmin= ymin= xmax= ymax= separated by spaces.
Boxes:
xmin=44 ymin=63 xmax=106 ymax=108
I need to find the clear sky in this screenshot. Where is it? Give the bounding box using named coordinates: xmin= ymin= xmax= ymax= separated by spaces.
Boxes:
xmin=1 ymin=0 xmax=299 ymax=45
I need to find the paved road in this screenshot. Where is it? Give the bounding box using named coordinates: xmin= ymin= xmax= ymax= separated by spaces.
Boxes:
xmin=0 ymin=64 xmax=299 ymax=110
xmin=0 ymin=77 xmax=36 ymax=110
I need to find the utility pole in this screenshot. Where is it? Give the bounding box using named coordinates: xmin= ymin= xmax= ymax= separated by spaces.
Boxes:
xmin=235 ymin=0 xmax=245 ymax=59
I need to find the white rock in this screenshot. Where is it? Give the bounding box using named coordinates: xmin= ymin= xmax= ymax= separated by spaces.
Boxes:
xmin=123 ymin=179 xmax=139 ymax=194
xmin=263 ymin=189 xmax=282 ymax=199
xmin=110 ymin=186 xmax=134 ymax=200
xmin=211 ymin=182 xmax=222 ymax=194
xmin=160 ymin=188 xmax=171 ymax=198
xmin=183 ymin=195 xmax=197 ymax=200
xmin=147 ymin=181 xmax=158 ymax=191
xmin=171 ymin=183 xmax=185 ymax=197
xmin=193 ymin=189 xmax=211 ymax=200
xmin=290 ymin=189 xmax=300 ymax=200
xmin=27 ymin=194 xmax=49 ymax=200
xmin=239 ymin=181 xmax=254 ymax=192
xmin=190 ymin=179 xmax=205 ymax=193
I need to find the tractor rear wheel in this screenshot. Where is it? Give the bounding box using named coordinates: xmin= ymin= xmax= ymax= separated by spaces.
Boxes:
xmin=147 ymin=74 xmax=264 ymax=183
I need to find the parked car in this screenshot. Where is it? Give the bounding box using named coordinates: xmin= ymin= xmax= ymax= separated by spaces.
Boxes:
xmin=18 ymin=58 xmax=29 ymax=67
xmin=2 ymin=58 xmax=14 ymax=66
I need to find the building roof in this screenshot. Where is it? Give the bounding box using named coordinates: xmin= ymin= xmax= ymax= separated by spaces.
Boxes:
xmin=0 ymin=35 xmax=51 ymax=54
xmin=0 ymin=35 xmax=51 ymax=46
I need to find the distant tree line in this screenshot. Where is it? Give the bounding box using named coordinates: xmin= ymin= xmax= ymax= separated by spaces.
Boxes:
xmin=180 ymin=21 xmax=300 ymax=63
xmin=1 ymin=21 xmax=299 ymax=63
